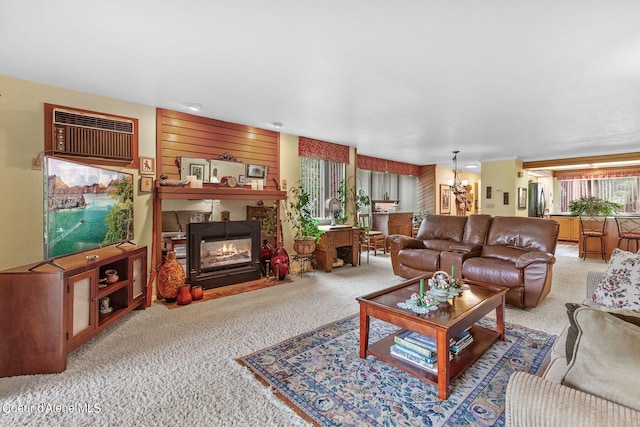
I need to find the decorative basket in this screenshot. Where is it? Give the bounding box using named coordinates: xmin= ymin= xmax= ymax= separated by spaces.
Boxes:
xmin=427 ymin=271 xmax=468 ymax=302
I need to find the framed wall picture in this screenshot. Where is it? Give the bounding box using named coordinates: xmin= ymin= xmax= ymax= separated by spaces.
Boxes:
xmin=139 ymin=157 xmax=155 ymax=175
xmin=189 ymin=164 xmax=205 ymax=181
xmin=238 ymin=174 xmax=246 ymax=185
xmin=518 ymin=187 xmax=527 ymax=210
xmin=504 ymin=192 xmax=510 ymax=205
xmin=139 ymin=176 xmax=154 ymax=193
xmin=486 ymin=186 xmax=492 ymax=199
xmin=247 ymin=164 xmax=266 ymax=179
xmin=440 ymin=184 xmax=451 ymax=214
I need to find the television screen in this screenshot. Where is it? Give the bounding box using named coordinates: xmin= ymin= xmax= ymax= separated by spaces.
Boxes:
xmin=44 ymin=156 xmax=134 ymax=260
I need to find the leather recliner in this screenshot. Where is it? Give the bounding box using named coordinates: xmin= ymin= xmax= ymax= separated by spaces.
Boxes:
xmin=461 ymin=216 xmax=559 ymax=308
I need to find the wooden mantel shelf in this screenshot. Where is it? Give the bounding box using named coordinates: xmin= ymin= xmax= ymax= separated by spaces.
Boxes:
xmin=157 ymin=185 xmax=287 ymax=201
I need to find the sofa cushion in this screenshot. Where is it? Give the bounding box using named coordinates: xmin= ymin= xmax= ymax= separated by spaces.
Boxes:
xmin=415 ymin=215 xmax=467 ymax=242
xmin=565 ymin=302 xmax=640 ymax=361
xmin=484 ymin=216 xmax=559 ymax=254
xmin=461 ymin=214 xmax=492 ymax=245
xmin=591 ymin=248 xmax=640 ymax=312
xmin=564 ymin=303 xmax=581 ymax=361
xmin=562 ymin=307 xmax=640 ymax=411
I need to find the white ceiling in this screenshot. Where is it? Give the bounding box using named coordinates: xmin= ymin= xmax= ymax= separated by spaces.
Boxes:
xmin=2 ymin=1 xmax=640 ymax=171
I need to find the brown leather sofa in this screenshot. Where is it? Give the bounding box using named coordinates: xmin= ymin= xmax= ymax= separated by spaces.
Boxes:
xmin=388 ymin=215 xmax=560 ymax=308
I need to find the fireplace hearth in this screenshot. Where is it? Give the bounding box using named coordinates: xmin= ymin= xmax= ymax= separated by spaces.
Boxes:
xmin=187 ymin=220 xmax=261 ymax=290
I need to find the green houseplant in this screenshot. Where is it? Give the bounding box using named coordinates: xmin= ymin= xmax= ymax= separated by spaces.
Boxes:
xmin=284 ymin=183 xmax=324 ymax=255
xmin=568 ymin=196 xmax=622 ymax=216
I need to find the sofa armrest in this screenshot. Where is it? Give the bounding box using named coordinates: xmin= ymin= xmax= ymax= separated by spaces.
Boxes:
xmin=586 ymin=270 xmax=604 ymax=298
xmin=387 ymin=235 xmax=425 ymax=251
xmin=506 ymin=372 xmax=640 ymax=427
xmin=515 ymin=251 xmax=556 ymax=269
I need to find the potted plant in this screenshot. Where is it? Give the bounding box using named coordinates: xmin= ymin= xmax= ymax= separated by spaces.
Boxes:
xmin=284 ymin=183 xmax=324 ymax=255
xmin=568 ymin=197 xmax=622 ymax=216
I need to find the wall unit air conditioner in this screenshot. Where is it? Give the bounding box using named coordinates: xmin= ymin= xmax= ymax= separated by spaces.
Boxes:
xmin=44 ymin=103 xmax=138 ymax=165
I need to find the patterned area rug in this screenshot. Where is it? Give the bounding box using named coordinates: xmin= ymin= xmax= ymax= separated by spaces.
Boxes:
xmin=237 ymin=314 xmax=556 ymax=427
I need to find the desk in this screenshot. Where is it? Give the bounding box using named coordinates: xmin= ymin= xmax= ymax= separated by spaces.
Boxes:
xmin=313 ymin=226 xmax=360 ymax=272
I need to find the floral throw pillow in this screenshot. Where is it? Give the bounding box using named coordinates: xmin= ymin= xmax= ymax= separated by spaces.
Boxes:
xmin=591 ymin=248 xmax=640 ymax=312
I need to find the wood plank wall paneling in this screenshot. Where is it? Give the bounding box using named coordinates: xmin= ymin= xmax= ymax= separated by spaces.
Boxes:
xmin=417 ymin=165 xmax=436 ymax=213
xmin=156 ymin=109 xmax=280 ymax=189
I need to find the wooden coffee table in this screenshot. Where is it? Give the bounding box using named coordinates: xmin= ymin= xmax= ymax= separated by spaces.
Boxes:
xmin=356 ymin=275 xmax=507 ymax=399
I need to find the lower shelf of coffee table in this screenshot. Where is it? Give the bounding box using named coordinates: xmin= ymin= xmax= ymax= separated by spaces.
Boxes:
xmin=366 ymin=324 xmax=500 ymax=384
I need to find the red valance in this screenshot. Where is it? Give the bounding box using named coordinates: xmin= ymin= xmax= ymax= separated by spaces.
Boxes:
xmin=357 ymin=154 xmax=421 ymax=176
xmin=555 ymin=167 xmax=640 ymax=180
xmin=298 ymin=137 xmax=350 ymax=163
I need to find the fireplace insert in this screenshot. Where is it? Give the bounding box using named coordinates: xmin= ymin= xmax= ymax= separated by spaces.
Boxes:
xmin=187 ymin=220 xmax=261 ymax=289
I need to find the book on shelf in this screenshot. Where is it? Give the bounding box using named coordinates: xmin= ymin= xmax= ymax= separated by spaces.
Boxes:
xmin=450 ymin=337 xmax=473 ymax=354
xmin=390 ymin=345 xmax=437 ymax=373
xmin=397 ymin=329 xmax=474 ymax=356
xmin=394 ymin=331 xmax=436 ymax=357
xmin=390 ymin=343 xmax=437 ymax=364
xmin=401 ymin=331 xmax=437 ymax=350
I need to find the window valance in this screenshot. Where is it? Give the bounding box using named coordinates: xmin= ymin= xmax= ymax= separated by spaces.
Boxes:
xmin=555 ymin=167 xmax=640 ymax=180
xmin=298 ymin=137 xmax=350 ymax=163
xmin=357 ymin=154 xmax=421 ymax=176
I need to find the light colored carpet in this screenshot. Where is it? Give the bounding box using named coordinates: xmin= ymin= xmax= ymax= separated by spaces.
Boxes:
xmin=0 ymin=254 xmax=607 ymax=426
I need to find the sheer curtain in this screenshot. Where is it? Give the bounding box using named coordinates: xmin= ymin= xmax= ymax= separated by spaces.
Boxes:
xmin=560 ymin=177 xmax=640 ymax=213
xmin=299 ymin=156 xmax=345 ymax=219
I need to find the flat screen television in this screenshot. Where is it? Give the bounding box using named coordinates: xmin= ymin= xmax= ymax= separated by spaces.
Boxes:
xmin=41 ymin=156 xmax=134 ymax=265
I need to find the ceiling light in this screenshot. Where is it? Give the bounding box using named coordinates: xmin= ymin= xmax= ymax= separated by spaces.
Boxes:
xmin=464 ymin=163 xmax=479 ymax=168
xmin=186 ymin=103 xmax=202 ymax=112
xmin=270 ymin=122 xmax=283 ymax=128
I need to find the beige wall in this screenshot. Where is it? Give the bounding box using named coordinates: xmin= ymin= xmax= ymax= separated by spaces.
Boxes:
xmin=0 ymin=75 xmax=156 ymax=270
xmin=481 ymin=159 xmax=528 ymax=217
xmin=279 ymin=133 xmax=301 ymax=255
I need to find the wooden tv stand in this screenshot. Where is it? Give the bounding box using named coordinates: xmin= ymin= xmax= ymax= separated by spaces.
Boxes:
xmin=0 ymin=244 xmax=147 ymax=378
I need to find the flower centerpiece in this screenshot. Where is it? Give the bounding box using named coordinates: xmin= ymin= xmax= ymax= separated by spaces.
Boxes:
xmin=397 ymin=278 xmax=439 ymax=314
xmin=427 ymin=269 xmax=468 ymax=302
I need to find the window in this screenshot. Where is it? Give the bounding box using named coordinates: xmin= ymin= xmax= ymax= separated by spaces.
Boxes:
xmin=559 ymin=177 xmax=640 ymax=213
xmin=358 ymin=169 xmax=417 ymax=213
xmin=299 ymin=157 xmax=345 ymax=219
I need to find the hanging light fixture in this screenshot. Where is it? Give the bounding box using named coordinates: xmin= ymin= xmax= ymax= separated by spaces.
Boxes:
xmin=449 ymin=151 xmax=468 ymax=214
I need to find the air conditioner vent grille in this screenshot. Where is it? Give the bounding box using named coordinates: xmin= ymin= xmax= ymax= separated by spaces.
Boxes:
xmin=50 ymin=107 xmax=135 ymax=162
xmin=54 ymin=110 xmax=134 ymax=134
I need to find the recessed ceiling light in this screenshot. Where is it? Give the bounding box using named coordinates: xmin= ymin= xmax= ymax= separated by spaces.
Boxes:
xmin=186 ymin=103 xmax=202 ymax=112
xmin=464 ymin=163 xmax=479 ymax=168
xmin=271 ymin=122 xmax=283 ymax=128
